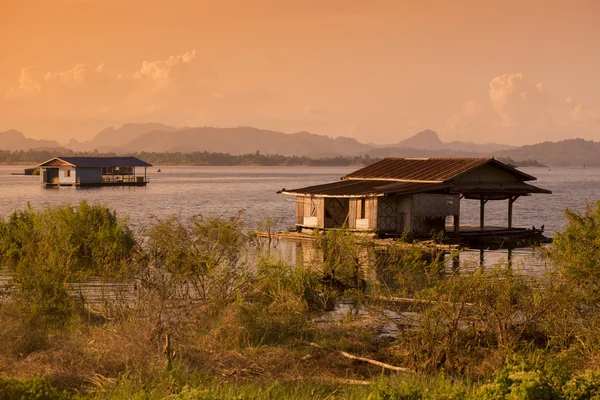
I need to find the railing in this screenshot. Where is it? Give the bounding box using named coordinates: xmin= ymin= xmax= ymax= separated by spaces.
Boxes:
xmin=101 ymin=176 xmax=147 ymax=184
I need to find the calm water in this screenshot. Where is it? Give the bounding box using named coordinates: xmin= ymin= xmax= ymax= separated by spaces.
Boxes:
xmin=0 ymin=165 xmax=598 ymax=269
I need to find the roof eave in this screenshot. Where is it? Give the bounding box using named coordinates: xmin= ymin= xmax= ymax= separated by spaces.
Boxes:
xmin=36 ymin=157 xmax=76 ymax=168
xmin=343 ymin=177 xmax=444 ymax=184
xmin=280 ymin=191 xmax=385 ymax=198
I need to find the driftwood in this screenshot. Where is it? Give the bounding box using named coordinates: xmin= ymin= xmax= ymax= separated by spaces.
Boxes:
xmin=369 ymin=294 xmax=474 ymax=307
xmin=310 ymin=343 xmax=414 ymax=373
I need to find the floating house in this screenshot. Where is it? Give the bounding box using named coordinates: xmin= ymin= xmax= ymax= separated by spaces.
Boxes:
xmin=281 ymin=158 xmax=551 ymax=237
xmin=37 ymin=156 xmax=152 ymax=187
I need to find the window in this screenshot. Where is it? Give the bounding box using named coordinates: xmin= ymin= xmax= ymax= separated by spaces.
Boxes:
xmin=64 ymin=170 xmax=71 ymax=177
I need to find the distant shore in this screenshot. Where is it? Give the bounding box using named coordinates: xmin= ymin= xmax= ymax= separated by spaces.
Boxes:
xmin=0 ymin=150 xmax=548 ymax=168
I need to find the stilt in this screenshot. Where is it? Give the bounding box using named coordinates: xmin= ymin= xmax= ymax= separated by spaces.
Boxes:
xmin=480 ymin=198 xmax=487 ymax=229
xmin=508 ymin=196 xmax=519 ymax=229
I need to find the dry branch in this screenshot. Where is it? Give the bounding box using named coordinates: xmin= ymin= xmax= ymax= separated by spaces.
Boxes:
xmin=310 ymin=342 xmax=414 ymax=373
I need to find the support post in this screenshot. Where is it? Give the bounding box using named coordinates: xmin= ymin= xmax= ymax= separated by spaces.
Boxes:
xmin=480 ymin=198 xmax=485 ymax=229
xmin=508 ymin=197 xmax=513 ymax=229
xmin=453 ymin=214 xmax=460 ymax=233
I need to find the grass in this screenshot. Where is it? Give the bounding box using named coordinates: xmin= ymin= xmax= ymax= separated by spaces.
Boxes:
xmin=3 ymin=202 xmax=600 ymax=398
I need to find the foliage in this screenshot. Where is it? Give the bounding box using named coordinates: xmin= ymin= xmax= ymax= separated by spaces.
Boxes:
xmin=562 ymin=368 xmax=600 ymax=400
xmin=0 ymin=148 xmax=377 ymax=166
xmin=0 ymin=201 xmax=135 ymax=323
xmin=479 ymin=364 xmax=560 ymax=400
xmin=312 ymin=229 xmax=372 ymax=292
xmin=382 ymin=240 xmax=446 ymax=295
xmin=548 ymin=201 xmax=600 ymax=300
xmin=0 ymin=376 xmax=71 ymax=400
xmin=6 ymin=203 xmax=600 ymax=399
xmin=132 ymin=213 xmax=252 ymax=355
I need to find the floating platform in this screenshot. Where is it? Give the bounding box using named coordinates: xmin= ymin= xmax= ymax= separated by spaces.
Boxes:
xmin=261 ymin=224 xmax=551 ymax=251
xmin=444 ymin=225 xmax=551 ymax=249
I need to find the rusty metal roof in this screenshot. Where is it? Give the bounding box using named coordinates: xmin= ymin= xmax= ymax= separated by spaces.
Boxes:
xmin=281 ymin=180 xmax=451 ymax=197
xmin=343 ymin=158 xmax=536 ymax=182
xmin=282 ymin=178 xmax=551 ymax=198
xmin=454 ymin=182 xmax=552 ymax=200
xmin=38 ymin=156 xmax=152 ymax=168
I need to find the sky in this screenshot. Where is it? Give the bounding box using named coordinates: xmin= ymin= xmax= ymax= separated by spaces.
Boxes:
xmin=1 ymin=0 xmax=599 ymax=145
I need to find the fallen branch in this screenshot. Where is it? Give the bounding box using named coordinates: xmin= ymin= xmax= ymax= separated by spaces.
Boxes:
xmin=368 ymin=294 xmax=474 ymax=307
xmin=310 ymin=343 xmax=414 ymax=373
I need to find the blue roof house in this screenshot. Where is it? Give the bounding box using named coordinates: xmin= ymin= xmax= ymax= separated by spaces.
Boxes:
xmin=37 ymin=156 xmax=152 ymax=187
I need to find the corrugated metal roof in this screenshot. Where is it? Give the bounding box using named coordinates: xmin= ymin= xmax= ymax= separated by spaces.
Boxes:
xmin=343 ymin=158 xmax=536 ymax=182
xmin=281 ymin=180 xmax=451 ymax=197
xmin=38 ymin=156 xmax=152 ymax=168
xmin=455 ymin=182 xmax=552 ymax=197
xmin=282 ymin=179 xmax=551 ymax=198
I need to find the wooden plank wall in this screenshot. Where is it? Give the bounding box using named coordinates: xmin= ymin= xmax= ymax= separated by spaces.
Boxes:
xmin=296 ymin=197 xmax=304 ymax=225
xmin=366 ymin=196 xmax=378 ymax=230
xmin=348 ymin=199 xmax=357 ymax=229
xmin=316 ymin=197 xmax=324 ymax=228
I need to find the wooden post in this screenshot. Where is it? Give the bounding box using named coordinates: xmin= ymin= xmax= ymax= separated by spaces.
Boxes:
xmin=508 ymin=196 xmax=514 ymax=229
xmin=453 ymin=214 xmax=460 ymax=233
xmin=480 ymin=198 xmax=485 ymax=229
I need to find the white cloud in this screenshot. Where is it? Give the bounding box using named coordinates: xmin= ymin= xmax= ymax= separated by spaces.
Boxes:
xmin=0 ymin=50 xmax=309 ymax=140
xmin=44 ymin=63 xmax=87 ymax=85
xmin=6 ymin=67 xmax=41 ymax=98
xmin=444 ymin=72 xmax=600 ymax=143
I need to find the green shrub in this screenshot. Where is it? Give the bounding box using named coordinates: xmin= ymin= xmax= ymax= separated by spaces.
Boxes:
xmin=479 ymin=364 xmax=560 ymax=400
xmin=312 ymin=229 xmax=371 ymax=292
xmin=548 ymin=201 xmax=600 ymax=301
xmin=0 ymin=376 xmax=71 ymax=400
xmin=563 ymin=369 xmax=600 ymax=400
xmin=0 ymin=201 xmax=136 ymax=324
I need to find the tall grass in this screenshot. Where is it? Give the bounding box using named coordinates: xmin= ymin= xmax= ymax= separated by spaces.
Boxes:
xmin=2 ymin=201 xmax=600 ymax=398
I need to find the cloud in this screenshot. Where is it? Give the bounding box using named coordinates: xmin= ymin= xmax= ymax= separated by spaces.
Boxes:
xmin=488 ymin=72 xmax=549 ymax=128
xmin=445 ymin=99 xmax=484 ymax=131
xmin=6 ymin=67 xmax=41 ymax=98
xmin=443 ymin=72 xmax=600 ymax=143
xmin=44 ymin=63 xmax=87 ymax=85
xmin=0 ymin=50 xmax=311 ymax=140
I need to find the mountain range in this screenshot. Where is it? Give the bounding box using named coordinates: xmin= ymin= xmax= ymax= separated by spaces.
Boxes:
xmin=0 ymin=130 xmax=61 ymax=151
xmin=0 ymin=124 xmax=514 ymax=156
xmin=0 ymin=123 xmax=598 ymax=167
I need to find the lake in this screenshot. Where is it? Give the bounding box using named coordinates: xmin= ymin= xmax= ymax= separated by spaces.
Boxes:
xmin=0 ymin=164 xmax=598 ymax=269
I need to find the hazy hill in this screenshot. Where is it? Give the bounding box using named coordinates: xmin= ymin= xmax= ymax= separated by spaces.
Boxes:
xmin=120 ymin=127 xmax=371 ymax=157
xmin=0 ymin=130 xmax=61 ymax=151
xmin=66 ymin=123 xmax=178 ymax=152
xmin=391 ymin=129 xmax=514 ymax=153
xmin=497 ymin=138 xmax=600 ymax=167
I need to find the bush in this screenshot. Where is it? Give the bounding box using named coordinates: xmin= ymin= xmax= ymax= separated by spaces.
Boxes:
xmin=562 ymin=369 xmax=600 ymax=400
xmin=312 ymin=229 xmax=371 ymax=292
xmin=0 ymin=376 xmax=71 ymax=400
xmin=0 ymin=201 xmax=136 ymax=324
xmin=548 ymin=201 xmax=600 ymax=300
xmin=479 ymin=364 xmax=560 ymax=400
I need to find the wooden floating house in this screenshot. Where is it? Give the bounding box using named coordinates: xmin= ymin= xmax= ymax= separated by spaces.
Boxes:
xmin=281 ymin=158 xmax=551 ymax=240
xmin=37 ymin=156 xmax=152 ymax=187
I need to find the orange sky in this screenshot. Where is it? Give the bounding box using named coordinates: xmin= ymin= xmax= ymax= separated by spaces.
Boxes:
xmin=1 ymin=0 xmax=599 ymax=145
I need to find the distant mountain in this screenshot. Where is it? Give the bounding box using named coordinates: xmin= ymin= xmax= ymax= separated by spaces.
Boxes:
xmin=497 ymin=138 xmax=600 ymax=167
xmin=0 ymin=130 xmax=61 ymax=151
xmin=120 ymin=127 xmax=371 ymax=157
xmin=392 ymin=129 xmax=514 ymax=153
xmin=396 ymin=129 xmax=445 ymax=149
xmin=66 ymin=123 xmax=178 ymax=152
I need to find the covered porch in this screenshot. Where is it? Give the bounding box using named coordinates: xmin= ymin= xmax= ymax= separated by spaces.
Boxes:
xmin=447 ymin=181 xmax=552 ymax=233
